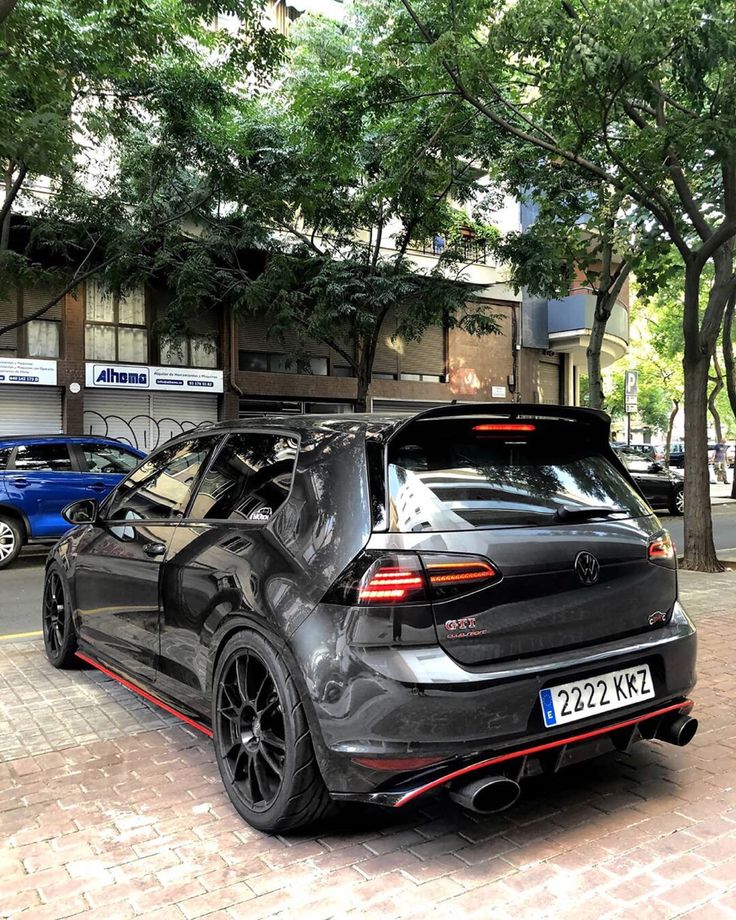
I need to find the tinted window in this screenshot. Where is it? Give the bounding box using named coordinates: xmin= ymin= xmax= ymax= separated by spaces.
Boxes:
xmin=106 ymin=438 xmax=214 ymax=521
xmin=189 ymin=432 xmax=298 ymax=522
xmin=387 ymin=419 xmax=650 ymax=532
xmin=0 ymin=447 xmax=11 ymax=470
xmin=82 ymin=443 xmax=140 ymax=474
xmin=14 ymin=443 xmax=72 ymax=472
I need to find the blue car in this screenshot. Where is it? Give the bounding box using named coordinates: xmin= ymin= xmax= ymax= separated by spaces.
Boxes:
xmin=0 ymin=436 xmax=145 ymax=568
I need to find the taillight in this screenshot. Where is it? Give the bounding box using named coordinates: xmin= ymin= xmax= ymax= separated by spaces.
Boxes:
xmin=648 ymin=533 xmax=675 ymax=567
xmin=358 ymin=562 xmax=427 ymax=603
xmin=423 ymin=556 xmax=498 ymax=600
xmin=324 ymin=551 xmax=499 ymax=606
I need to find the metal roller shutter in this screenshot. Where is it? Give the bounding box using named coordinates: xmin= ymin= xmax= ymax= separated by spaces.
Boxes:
xmin=0 ymin=386 xmax=62 ymax=435
xmin=22 ymin=283 xmax=63 ymax=320
xmin=401 ymin=323 xmax=445 ymax=375
xmin=84 ymin=391 xmax=218 ymax=453
xmin=238 ymin=313 xmax=328 ymax=358
xmin=373 ymin=310 xmax=400 ymax=375
xmin=0 ymin=291 xmax=18 ymax=355
xmin=538 ymin=361 xmax=561 ymax=405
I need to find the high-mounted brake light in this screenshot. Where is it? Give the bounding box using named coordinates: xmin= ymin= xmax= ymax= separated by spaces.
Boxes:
xmin=648 ymin=533 xmax=675 ymax=565
xmin=473 ymin=423 xmax=536 ymax=432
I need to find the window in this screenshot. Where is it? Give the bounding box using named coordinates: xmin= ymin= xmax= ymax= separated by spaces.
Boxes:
xmin=85 ymin=282 xmax=148 ymax=363
xmin=27 ymin=321 xmax=60 ymax=358
xmin=106 ymin=438 xmax=215 ymax=521
xmin=13 ymin=444 xmax=72 ymax=472
xmin=386 ymin=419 xmax=650 ymax=532
xmin=81 ymin=443 xmax=140 ymax=475
xmin=160 ymin=334 xmax=218 ymax=369
xmin=189 ymin=432 xmax=298 ymax=522
xmin=0 ymin=447 xmax=12 ymax=470
xmin=238 ymin=350 xmax=328 ymax=376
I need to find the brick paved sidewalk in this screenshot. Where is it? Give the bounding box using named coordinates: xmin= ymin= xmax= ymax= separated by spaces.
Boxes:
xmin=2 ymin=582 xmax=736 ymax=920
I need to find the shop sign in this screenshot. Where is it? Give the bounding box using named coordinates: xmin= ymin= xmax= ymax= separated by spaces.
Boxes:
xmin=0 ymin=357 xmax=57 ymax=386
xmin=85 ymin=363 xmax=223 ymax=393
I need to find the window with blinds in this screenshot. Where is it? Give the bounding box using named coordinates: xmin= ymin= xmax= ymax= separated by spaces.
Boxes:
xmin=86 ymin=281 xmax=148 ymax=363
xmin=373 ymin=310 xmax=446 ymax=381
xmin=1 ymin=284 xmax=63 ymax=359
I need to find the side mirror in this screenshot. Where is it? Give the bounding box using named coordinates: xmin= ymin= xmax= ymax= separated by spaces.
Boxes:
xmin=62 ymin=498 xmax=99 ymax=526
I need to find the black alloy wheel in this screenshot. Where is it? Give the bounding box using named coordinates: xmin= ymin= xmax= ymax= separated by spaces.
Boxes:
xmin=217 ymin=648 xmax=287 ymax=812
xmin=212 ymin=631 xmax=334 ymax=833
xmin=671 ymin=486 xmax=684 ymax=516
xmin=43 ymin=566 xmax=78 ymax=668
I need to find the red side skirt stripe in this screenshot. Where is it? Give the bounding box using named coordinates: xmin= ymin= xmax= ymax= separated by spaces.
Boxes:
xmin=394 ymin=700 xmax=693 ymax=807
xmin=75 ymin=651 xmax=214 ymax=738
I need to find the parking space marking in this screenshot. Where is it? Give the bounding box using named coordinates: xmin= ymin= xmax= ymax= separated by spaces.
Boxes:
xmin=0 ymin=629 xmax=42 ymax=640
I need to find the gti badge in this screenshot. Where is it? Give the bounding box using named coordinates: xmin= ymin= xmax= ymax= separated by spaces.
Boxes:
xmin=444 ymin=616 xmax=477 ymax=631
xmin=574 ymin=551 xmax=600 ymax=587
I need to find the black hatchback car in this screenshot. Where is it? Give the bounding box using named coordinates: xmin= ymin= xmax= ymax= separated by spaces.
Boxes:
xmin=615 ymin=447 xmax=685 ymax=516
xmin=44 ymin=405 xmax=697 ymax=832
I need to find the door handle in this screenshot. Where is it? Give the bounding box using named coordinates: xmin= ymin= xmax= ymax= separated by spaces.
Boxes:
xmin=89 ymin=483 xmax=107 ymax=492
xmin=143 ymin=542 xmax=166 ymax=558
xmin=11 ymin=477 xmax=28 ymax=487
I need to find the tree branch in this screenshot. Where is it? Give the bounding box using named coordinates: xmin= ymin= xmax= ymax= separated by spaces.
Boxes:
xmin=0 ymin=162 xmax=28 ymax=250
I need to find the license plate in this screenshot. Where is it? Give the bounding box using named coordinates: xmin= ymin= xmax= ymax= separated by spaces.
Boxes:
xmin=539 ymin=664 xmax=655 ymax=728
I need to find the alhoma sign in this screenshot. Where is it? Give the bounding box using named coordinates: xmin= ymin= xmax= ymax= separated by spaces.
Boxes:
xmin=85 ymin=363 xmax=224 ymax=393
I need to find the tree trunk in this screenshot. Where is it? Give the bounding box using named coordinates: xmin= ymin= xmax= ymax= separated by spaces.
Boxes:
xmin=721 ymin=291 xmax=736 ymax=497
xmin=681 ymin=264 xmax=722 ymax=572
xmin=586 ymin=302 xmax=607 ymax=410
xmin=708 ymin=354 xmax=724 ymax=443
xmin=664 ymin=398 xmax=678 ymax=468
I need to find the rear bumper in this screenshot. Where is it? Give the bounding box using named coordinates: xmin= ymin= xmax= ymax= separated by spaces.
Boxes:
xmin=290 ymin=600 xmax=697 ymax=796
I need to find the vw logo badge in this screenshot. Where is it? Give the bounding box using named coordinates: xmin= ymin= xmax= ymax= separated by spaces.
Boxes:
xmin=574 ymin=551 xmax=600 ymax=586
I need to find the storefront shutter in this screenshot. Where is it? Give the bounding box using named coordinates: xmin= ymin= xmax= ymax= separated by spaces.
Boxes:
xmin=0 ymin=386 xmax=62 ymax=435
xmin=538 ymin=360 xmax=561 ymax=405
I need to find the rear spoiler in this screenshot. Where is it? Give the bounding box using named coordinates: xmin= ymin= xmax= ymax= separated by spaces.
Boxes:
xmin=380 ymin=402 xmax=611 ymax=443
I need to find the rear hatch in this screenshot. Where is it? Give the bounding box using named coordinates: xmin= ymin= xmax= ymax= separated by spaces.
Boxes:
xmin=379 ymin=408 xmax=676 ymax=666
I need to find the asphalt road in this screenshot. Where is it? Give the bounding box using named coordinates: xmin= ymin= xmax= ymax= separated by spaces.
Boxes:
xmin=2 ymin=506 xmax=736 ymax=639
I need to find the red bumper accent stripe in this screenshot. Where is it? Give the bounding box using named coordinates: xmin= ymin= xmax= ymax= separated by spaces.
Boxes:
xmin=394 ymin=700 xmax=693 ymax=807
xmin=75 ymin=651 xmax=214 ymax=738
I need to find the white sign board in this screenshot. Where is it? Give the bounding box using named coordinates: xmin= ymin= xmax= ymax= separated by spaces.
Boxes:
xmin=491 ymin=385 xmax=507 ymax=398
xmin=625 ymin=398 xmax=638 ymax=414
xmin=0 ymin=357 xmax=57 ymax=386
xmin=85 ymin=363 xmax=224 ymax=394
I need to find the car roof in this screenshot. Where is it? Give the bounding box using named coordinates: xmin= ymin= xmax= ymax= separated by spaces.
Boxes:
xmin=0 ymin=434 xmax=143 ymax=450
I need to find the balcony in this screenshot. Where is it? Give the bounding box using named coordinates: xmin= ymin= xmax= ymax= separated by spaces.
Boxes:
xmin=409 ymin=232 xmax=489 ymax=265
xmin=547 ymin=292 xmax=629 ymax=368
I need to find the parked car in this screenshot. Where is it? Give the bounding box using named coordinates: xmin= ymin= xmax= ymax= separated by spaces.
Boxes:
xmin=615 ymin=447 xmax=685 ymax=515
xmin=44 ymin=405 xmax=697 ymax=833
xmin=0 ymin=436 xmax=144 ymax=568
xmin=669 ymin=442 xmax=734 ymax=469
xmin=612 ymin=442 xmax=663 ymax=462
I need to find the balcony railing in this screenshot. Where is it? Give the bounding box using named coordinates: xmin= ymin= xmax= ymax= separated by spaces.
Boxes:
xmin=410 ymin=232 xmax=489 ymax=264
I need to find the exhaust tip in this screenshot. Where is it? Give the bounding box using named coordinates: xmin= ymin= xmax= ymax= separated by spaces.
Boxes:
xmin=658 ymin=714 xmax=699 ymax=747
xmin=449 ymin=775 xmax=521 ymax=815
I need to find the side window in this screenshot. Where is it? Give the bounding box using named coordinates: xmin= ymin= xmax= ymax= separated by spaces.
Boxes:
xmin=189 ymin=432 xmax=298 ymax=522
xmin=81 ymin=443 xmax=140 ymax=475
xmin=106 ymin=437 xmax=215 ymax=521
xmin=0 ymin=447 xmax=12 ymax=470
xmin=13 ymin=444 xmax=72 ymax=472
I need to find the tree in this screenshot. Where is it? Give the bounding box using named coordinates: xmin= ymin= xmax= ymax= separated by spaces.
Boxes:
xmin=0 ymin=0 xmax=283 ymax=341
xmin=371 ymin=0 xmax=736 ymax=570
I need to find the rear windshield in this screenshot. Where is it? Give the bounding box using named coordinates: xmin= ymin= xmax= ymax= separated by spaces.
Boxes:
xmin=387 ymin=419 xmax=650 ymax=532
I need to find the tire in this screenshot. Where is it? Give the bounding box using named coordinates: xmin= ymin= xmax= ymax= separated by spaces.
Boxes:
xmin=42 ymin=564 xmax=79 ymax=669
xmin=0 ymin=514 xmax=23 ymax=569
xmin=670 ymin=486 xmax=684 ymax=516
xmin=212 ymin=630 xmax=335 ymax=833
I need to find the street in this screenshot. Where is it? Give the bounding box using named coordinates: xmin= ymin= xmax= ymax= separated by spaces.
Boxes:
xmin=2 ymin=533 xmax=736 ymax=918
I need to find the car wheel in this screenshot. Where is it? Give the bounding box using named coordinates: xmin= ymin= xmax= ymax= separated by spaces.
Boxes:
xmin=671 ymin=486 xmax=684 ymax=516
xmin=212 ymin=631 xmax=334 ymax=833
xmin=0 ymin=514 xmax=22 ymax=569
xmin=42 ymin=565 xmax=79 ymax=669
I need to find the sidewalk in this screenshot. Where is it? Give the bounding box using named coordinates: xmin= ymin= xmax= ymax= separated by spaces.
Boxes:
xmin=710 ymin=482 xmax=736 ymax=505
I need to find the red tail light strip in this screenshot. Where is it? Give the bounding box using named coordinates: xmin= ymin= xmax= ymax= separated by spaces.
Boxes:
xmin=358 ymin=567 xmax=426 ymax=602
xmin=75 ymin=651 xmax=214 ymax=738
xmin=426 ymin=561 xmax=496 ymax=585
xmin=393 ymin=700 xmax=693 ymax=808
xmin=473 ymin=423 xmax=536 ymax=432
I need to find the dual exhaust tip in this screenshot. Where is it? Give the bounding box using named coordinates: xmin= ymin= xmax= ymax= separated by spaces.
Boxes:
xmin=449 ymin=714 xmax=698 ymax=815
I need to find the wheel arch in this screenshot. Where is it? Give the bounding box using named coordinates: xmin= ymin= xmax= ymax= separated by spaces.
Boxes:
xmin=0 ymin=504 xmax=29 ymax=541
